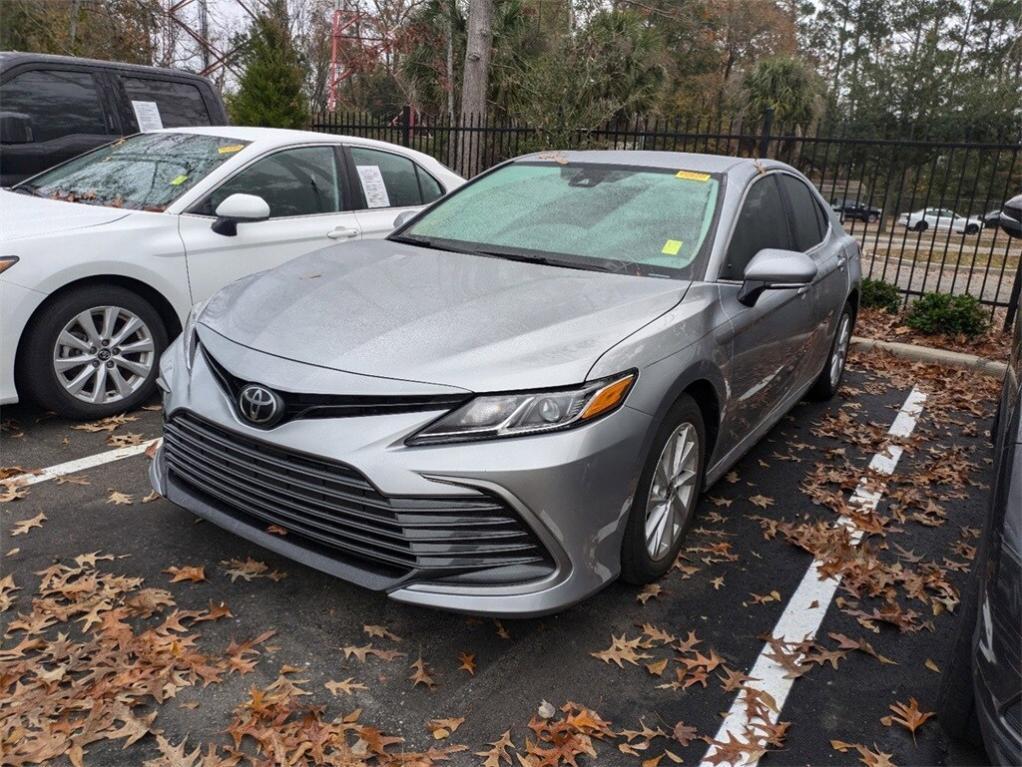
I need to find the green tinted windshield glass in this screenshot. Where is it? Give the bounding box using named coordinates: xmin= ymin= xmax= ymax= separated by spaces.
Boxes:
xmin=403 ymin=161 xmax=721 ymax=276
xmin=17 ymin=132 xmax=250 ymax=211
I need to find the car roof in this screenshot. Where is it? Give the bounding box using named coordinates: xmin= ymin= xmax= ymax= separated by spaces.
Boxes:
xmin=151 ymin=126 xmax=451 ymax=171
xmin=514 ymin=149 xmax=756 ymax=174
xmin=0 ymin=51 xmax=213 ymax=84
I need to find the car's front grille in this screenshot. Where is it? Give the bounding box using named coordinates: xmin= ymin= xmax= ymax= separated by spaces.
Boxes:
xmin=163 ymin=411 xmax=551 ymax=580
xmin=202 ymin=346 xmax=469 ymax=423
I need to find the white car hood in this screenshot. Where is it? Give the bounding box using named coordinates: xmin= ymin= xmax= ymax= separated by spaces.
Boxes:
xmin=0 ymin=190 xmax=132 ymax=242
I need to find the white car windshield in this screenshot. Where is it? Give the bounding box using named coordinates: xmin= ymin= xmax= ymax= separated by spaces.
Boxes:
xmin=13 ymin=132 xmax=250 ymax=212
xmin=395 ymin=161 xmax=721 ymax=278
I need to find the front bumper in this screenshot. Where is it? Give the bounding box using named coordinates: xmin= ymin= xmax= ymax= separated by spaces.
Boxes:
xmin=150 ymin=329 xmax=652 ymax=616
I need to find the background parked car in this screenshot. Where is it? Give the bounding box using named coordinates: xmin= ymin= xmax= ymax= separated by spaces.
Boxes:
xmin=830 ymin=197 xmax=881 ymax=223
xmin=0 ymin=52 xmax=228 ymax=186
xmin=939 ymin=193 xmax=1022 ymax=766
xmin=898 ymin=207 xmax=983 ymax=234
xmin=0 ymin=127 xmax=462 ymax=418
xmin=982 ymin=208 xmax=1003 ymax=229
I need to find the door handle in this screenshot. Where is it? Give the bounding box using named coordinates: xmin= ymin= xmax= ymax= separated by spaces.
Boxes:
xmin=837 ymin=256 xmax=847 ymax=271
xmin=797 ymin=286 xmax=810 ymax=297
xmin=327 ymin=226 xmax=359 ymax=239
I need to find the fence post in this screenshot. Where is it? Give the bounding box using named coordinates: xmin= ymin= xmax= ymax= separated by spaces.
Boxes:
xmin=758 ymin=107 xmax=774 ymax=158
xmin=401 ymin=105 xmax=411 ymax=148
xmin=1006 ymin=260 xmax=1021 ymax=331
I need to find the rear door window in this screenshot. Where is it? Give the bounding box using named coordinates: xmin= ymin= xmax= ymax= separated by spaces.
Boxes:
xmin=120 ymin=77 xmax=211 ymax=129
xmin=350 ymin=146 xmax=437 ymax=208
xmin=778 ymin=175 xmax=825 ymax=252
xmin=722 ymin=175 xmax=792 ymax=280
xmin=0 ymin=69 xmax=109 ymax=142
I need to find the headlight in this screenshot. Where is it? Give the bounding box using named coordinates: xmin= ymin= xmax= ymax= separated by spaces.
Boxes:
xmin=182 ymin=299 xmax=209 ymax=370
xmin=407 ymin=371 xmax=636 ymax=445
xmin=0 ymin=256 xmax=19 ymax=275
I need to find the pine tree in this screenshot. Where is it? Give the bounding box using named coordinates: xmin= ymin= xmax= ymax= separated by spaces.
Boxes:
xmin=228 ymin=1 xmax=308 ymax=129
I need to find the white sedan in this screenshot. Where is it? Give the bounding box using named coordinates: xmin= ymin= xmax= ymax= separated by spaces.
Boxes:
xmin=899 ymin=207 xmax=984 ymax=234
xmin=0 ymin=127 xmax=462 ymax=418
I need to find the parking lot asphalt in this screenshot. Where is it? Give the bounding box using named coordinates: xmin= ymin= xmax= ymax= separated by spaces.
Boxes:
xmin=0 ymin=350 xmax=1000 ymax=767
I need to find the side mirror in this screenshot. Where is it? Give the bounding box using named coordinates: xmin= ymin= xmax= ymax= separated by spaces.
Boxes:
xmin=211 ymin=193 xmax=270 ymax=236
xmin=392 ymin=209 xmax=417 ymax=230
xmin=998 ymin=194 xmax=1022 ymax=239
xmin=0 ymin=112 xmax=33 ymax=144
xmin=738 ymin=248 xmax=818 ymax=306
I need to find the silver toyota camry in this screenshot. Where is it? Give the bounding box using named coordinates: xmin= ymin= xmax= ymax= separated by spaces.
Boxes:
xmin=150 ymin=150 xmax=861 ymax=616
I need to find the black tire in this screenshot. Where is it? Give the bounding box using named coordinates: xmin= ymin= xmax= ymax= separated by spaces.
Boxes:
xmin=913 ymin=220 xmax=929 ymax=232
xmin=938 ymin=539 xmax=985 ymax=746
xmin=965 ymin=224 xmax=980 ymax=235
xmin=20 ymin=285 xmax=167 ymax=419
xmin=868 ymin=213 xmax=879 ymax=224
xmin=808 ymin=303 xmax=854 ymax=400
xmin=621 ymin=394 xmax=705 ymax=584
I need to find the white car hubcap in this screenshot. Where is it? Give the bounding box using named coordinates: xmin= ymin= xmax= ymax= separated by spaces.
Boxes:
xmin=53 ymin=306 xmax=155 ymax=404
xmin=644 ymin=422 xmax=700 ymax=560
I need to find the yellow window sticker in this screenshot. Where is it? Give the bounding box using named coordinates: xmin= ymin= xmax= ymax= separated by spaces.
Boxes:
xmin=675 ymin=170 xmax=710 ymax=182
xmin=218 ymin=144 xmax=245 ymax=154
xmin=169 ymin=174 xmax=189 ymax=186
xmin=661 ymin=239 xmax=683 ymax=256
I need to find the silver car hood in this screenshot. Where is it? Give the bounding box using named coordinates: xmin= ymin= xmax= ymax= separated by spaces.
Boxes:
xmin=200 ymin=239 xmax=690 ymax=392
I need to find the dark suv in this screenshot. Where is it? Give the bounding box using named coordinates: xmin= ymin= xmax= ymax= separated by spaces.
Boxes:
xmin=0 ymin=52 xmax=228 ymax=186
xmin=939 ymin=193 xmax=1021 ymax=766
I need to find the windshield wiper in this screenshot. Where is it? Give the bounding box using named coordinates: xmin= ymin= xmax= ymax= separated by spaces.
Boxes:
xmin=390 ymin=234 xmax=616 ymax=273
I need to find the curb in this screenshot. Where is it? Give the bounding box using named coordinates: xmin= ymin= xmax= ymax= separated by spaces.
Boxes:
xmin=851 ymin=336 xmax=1007 ymax=378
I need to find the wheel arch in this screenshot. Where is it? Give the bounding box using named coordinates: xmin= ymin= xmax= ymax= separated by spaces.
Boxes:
xmin=636 ymin=359 xmax=727 ymax=473
xmin=14 ymin=275 xmax=182 ymax=387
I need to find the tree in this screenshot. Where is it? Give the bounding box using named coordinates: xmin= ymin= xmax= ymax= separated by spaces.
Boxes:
xmin=459 ymin=0 xmax=495 ymax=174
xmin=737 ymin=55 xmax=820 ymax=130
xmin=228 ymin=1 xmax=308 ymax=129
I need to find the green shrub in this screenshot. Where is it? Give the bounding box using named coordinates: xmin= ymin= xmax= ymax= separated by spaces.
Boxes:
xmin=860 ymin=278 xmax=902 ymax=313
xmin=905 ymin=293 xmax=989 ymax=337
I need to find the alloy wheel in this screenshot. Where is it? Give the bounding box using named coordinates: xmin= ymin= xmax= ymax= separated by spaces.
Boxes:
xmin=644 ymin=422 xmax=700 ymax=560
xmin=830 ymin=313 xmax=852 ymax=388
xmin=52 ymin=306 xmax=155 ymax=405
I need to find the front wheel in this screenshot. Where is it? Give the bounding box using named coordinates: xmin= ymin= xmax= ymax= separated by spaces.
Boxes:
xmin=21 ymin=285 xmax=167 ymax=419
xmin=621 ymin=394 xmax=705 ymax=584
xmin=808 ymin=305 xmax=853 ymax=400
xmin=913 ymin=220 xmax=929 ymax=232
xmin=965 ymin=224 xmax=980 ymax=235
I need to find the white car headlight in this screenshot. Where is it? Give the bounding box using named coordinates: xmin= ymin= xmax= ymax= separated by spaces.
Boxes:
xmin=407 ymin=371 xmax=636 ymax=445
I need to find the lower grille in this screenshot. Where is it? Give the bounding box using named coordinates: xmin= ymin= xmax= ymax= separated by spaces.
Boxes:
xmin=163 ymin=411 xmax=551 ymax=580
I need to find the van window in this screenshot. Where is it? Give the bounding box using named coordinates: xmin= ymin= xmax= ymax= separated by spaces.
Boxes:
xmin=121 ymin=77 xmax=211 ymax=129
xmin=1 ymin=70 xmax=109 ymax=142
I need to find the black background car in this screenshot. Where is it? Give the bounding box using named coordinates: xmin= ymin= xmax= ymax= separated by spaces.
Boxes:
xmin=939 ymin=193 xmax=1022 ymax=766
xmin=0 ymin=52 xmax=228 ymax=186
xmin=830 ymin=197 xmax=882 ymax=223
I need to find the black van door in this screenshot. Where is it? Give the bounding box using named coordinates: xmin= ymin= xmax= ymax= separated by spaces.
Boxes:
xmin=0 ymin=66 xmax=118 ymax=186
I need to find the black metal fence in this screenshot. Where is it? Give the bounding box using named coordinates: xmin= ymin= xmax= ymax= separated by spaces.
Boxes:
xmin=310 ymin=109 xmax=1022 ymax=325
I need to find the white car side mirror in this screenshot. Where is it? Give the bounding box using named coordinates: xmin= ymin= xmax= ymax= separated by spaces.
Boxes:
xmin=392 ymin=209 xmax=417 ymax=230
xmin=212 ymin=193 xmax=270 ymax=237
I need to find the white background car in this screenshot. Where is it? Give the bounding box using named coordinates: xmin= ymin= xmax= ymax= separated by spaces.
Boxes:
xmin=0 ymin=127 xmax=462 ymax=418
xmin=899 ymin=207 xmax=983 ymax=234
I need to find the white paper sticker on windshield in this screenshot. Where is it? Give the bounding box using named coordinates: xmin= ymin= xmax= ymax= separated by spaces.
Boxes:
xmin=131 ymin=100 xmax=163 ymax=131
xmin=356 ymin=165 xmax=390 ymax=208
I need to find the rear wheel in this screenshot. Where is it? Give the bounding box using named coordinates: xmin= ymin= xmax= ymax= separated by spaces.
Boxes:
xmin=808 ymin=304 xmax=853 ymax=400
xmin=965 ymin=223 xmax=980 ymax=235
xmin=913 ymin=220 xmax=929 ymax=232
xmin=21 ymin=285 xmax=167 ymax=419
xmin=621 ymin=395 xmax=705 ymax=584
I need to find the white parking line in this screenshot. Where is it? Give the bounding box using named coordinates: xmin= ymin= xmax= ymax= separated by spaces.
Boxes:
xmin=699 ymin=387 xmax=927 ymax=767
xmin=5 ymin=439 xmax=161 ymax=487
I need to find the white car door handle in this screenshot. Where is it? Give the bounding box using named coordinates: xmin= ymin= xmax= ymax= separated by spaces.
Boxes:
xmin=327 ymin=226 xmax=359 ymax=240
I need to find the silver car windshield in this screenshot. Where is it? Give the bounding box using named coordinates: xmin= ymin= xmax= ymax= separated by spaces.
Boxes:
xmin=397 ymin=161 xmax=721 ymax=277
xmin=13 ymin=132 xmax=250 ymax=212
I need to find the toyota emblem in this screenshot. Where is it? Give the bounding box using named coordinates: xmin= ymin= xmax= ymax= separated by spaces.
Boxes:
xmin=238 ymin=384 xmax=283 ymax=426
